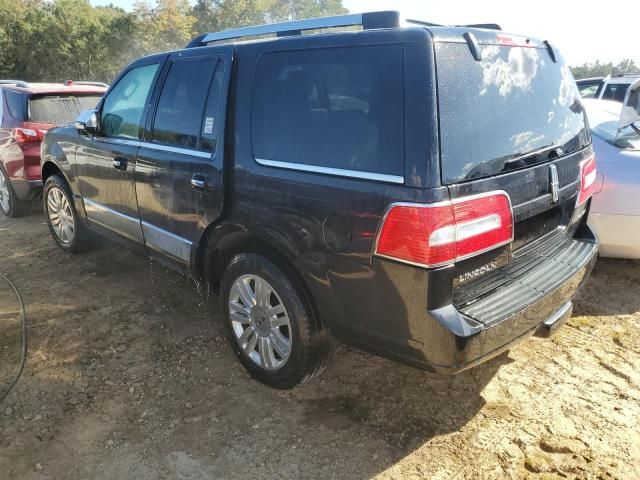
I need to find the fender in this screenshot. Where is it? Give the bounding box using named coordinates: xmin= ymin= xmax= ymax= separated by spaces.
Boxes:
xmin=41 ymin=126 xmax=87 ymax=221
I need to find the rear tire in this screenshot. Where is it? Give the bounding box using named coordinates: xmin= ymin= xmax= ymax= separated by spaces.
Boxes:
xmin=43 ymin=175 xmax=91 ymax=253
xmin=0 ymin=167 xmax=31 ymax=218
xmin=220 ymin=253 xmax=332 ymax=389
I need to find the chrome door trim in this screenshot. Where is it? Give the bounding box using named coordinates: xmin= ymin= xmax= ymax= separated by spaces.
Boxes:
xmin=83 ymin=198 xmax=144 ymax=243
xmin=93 ymin=136 xmax=142 ymax=148
xmin=92 ymin=137 xmax=212 ymax=159
xmin=254 ymin=158 xmax=405 ymax=184
xmin=141 ymin=221 xmax=192 ymax=263
xmin=139 ymin=142 xmax=213 ymax=159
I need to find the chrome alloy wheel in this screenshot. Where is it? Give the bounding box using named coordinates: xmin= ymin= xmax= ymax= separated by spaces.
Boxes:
xmin=47 ymin=187 xmax=75 ymax=244
xmin=0 ymin=170 xmax=10 ymax=213
xmin=229 ymin=274 xmax=292 ymax=371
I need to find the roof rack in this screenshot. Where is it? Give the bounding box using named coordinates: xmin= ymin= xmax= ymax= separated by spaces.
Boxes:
xmin=186 ymin=10 xmax=504 ymax=48
xmin=612 ymin=73 xmax=640 ymax=77
xmin=0 ymin=80 xmax=30 ymax=88
xmin=188 ymin=11 xmax=403 ymax=47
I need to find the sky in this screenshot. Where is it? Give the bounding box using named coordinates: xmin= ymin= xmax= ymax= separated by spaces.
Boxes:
xmin=90 ymin=0 xmax=638 ymax=67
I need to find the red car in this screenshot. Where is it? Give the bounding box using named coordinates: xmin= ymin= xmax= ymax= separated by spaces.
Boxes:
xmin=0 ymin=80 xmax=107 ymax=217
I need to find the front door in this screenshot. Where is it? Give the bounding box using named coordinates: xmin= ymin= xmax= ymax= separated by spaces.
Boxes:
xmin=135 ymin=48 xmax=231 ymax=268
xmin=75 ymin=59 xmax=163 ymax=244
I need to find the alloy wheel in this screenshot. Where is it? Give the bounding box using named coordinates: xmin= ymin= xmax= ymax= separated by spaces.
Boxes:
xmin=229 ymin=274 xmax=292 ymax=371
xmin=47 ymin=187 xmax=75 ymax=244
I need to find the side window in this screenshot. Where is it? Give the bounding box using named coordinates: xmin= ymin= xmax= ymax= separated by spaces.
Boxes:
xmin=201 ymin=64 xmax=225 ymax=152
xmin=101 ymin=63 xmax=159 ymax=139
xmin=151 ymin=58 xmax=217 ymax=150
xmin=4 ymin=90 xmax=26 ymax=121
xmin=252 ymin=45 xmax=405 ymax=176
xmin=602 ymin=83 xmax=629 ymax=102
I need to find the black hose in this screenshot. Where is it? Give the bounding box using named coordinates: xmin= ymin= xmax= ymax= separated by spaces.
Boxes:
xmin=0 ymin=273 xmax=27 ymax=403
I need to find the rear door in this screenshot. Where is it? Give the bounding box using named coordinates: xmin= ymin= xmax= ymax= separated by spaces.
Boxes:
xmin=135 ymin=47 xmax=231 ymax=269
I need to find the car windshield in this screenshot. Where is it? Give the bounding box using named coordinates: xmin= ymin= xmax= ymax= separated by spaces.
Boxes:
xmin=29 ymin=94 xmax=103 ymax=125
xmin=436 ymin=43 xmax=591 ymax=184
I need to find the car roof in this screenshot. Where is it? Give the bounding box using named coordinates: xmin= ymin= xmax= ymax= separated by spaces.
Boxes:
xmin=1 ymin=82 xmax=107 ymax=95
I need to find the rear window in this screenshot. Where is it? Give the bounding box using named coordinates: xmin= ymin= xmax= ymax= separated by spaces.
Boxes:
xmin=436 ymin=43 xmax=590 ymax=184
xmin=252 ymin=45 xmax=404 ymax=177
xmin=28 ymin=95 xmax=103 ymax=125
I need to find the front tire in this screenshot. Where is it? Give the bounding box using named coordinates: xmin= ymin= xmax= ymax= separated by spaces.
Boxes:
xmin=220 ymin=253 xmax=332 ymax=389
xmin=43 ymin=175 xmax=90 ymax=253
xmin=0 ymin=166 xmax=31 ymax=218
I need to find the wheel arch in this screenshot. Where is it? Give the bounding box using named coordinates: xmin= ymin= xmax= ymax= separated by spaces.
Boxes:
xmin=196 ymin=223 xmax=326 ymax=330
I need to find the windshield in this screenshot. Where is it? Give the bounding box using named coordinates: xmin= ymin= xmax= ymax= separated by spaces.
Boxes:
xmin=436 ymin=43 xmax=591 ymax=184
xmin=28 ymin=94 xmax=103 ymax=125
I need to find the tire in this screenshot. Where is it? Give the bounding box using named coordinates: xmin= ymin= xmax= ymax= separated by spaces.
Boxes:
xmin=43 ymin=175 xmax=91 ymax=253
xmin=220 ymin=253 xmax=332 ymax=389
xmin=0 ymin=166 xmax=31 ymax=218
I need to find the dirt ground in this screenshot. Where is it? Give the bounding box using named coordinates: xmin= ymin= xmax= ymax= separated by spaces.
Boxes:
xmin=0 ymin=208 xmax=638 ymax=480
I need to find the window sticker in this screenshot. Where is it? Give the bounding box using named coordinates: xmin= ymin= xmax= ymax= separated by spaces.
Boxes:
xmin=204 ymin=117 xmax=214 ymax=135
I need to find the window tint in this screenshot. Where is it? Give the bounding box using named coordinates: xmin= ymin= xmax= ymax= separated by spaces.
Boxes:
xmin=201 ymin=65 xmax=224 ymax=152
xmin=5 ymin=91 xmax=26 ymax=120
xmin=577 ymin=81 xmax=601 ymax=99
xmin=29 ymin=95 xmax=102 ymax=125
xmin=602 ymin=83 xmax=630 ymax=103
xmin=252 ymin=45 xmax=404 ymax=176
xmin=436 ymin=43 xmax=590 ymax=184
xmin=151 ymin=59 xmax=216 ymax=150
xmin=101 ymin=63 xmax=159 ymax=139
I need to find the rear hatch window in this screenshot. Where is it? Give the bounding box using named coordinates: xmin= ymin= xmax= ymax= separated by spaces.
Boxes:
xmin=436 ymin=42 xmax=590 ymax=184
xmin=28 ymin=95 xmax=103 ymax=125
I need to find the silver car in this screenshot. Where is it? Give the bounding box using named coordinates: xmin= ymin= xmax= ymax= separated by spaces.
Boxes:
xmin=583 ymin=79 xmax=640 ymax=258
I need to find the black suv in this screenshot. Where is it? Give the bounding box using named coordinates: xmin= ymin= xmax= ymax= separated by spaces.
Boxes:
xmin=41 ymin=11 xmax=598 ymax=388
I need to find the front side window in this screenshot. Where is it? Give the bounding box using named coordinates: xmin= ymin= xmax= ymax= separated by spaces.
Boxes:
xmin=101 ymin=63 xmax=159 ymax=139
xmin=151 ymin=58 xmax=217 ymax=150
xmin=252 ymin=45 xmax=405 ymax=176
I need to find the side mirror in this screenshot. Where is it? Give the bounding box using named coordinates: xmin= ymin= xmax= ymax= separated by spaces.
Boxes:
xmin=75 ymin=110 xmax=99 ymax=134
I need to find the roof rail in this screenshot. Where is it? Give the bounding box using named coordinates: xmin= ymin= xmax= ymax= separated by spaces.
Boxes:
xmin=71 ymin=81 xmax=109 ymax=88
xmin=612 ymin=72 xmax=640 ymax=77
xmin=188 ymin=11 xmax=403 ymax=47
xmin=186 ymin=11 xmax=504 ymax=48
xmin=0 ymin=80 xmax=30 ymax=88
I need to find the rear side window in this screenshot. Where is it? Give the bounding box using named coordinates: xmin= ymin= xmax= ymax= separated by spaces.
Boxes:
xmin=252 ymin=45 xmax=404 ymax=176
xmin=4 ymin=90 xmax=26 ymax=120
xmin=29 ymin=95 xmax=103 ymax=125
xmin=151 ymin=58 xmax=217 ymax=150
xmin=602 ymin=83 xmax=629 ymax=102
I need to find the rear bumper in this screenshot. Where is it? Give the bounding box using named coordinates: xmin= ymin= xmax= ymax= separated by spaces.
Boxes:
xmin=424 ymin=229 xmax=598 ymax=374
xmin=11 ymin=179 xmax=42 ymax=200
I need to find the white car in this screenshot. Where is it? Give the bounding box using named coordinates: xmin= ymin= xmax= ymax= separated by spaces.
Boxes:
xmin=583 ymin=79 xmax=640 ymax=258
xmin=577 ymin=74 xmax=640 ymax=102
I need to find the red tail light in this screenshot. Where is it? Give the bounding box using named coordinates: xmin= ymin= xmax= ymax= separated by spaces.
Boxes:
xmin=375 ymin=191 xmax=513 ymax=268
xmin=13 ymin=127 xmax=42 ymax=145
xmin=577 ymin=154 xmax=597 ymax=206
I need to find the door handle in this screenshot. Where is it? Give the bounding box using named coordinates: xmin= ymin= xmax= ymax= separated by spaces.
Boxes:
xmin=112 ymin=157 xmax=128 ymax=171
xmin=191 ymin=174 xmax=208 ymax=190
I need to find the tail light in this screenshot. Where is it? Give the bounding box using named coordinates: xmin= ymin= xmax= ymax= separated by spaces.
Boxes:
xmin=13 ymin=127 xmax=44 ymax=145
xmin=577 ymin=154 xmax=597 ymax=206
xmin=375 ymin=191 xmax=513 ymax=268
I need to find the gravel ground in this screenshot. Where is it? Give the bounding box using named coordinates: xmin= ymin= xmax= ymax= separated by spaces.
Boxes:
xmin=0 ymin=209 xmax=639 ymax=479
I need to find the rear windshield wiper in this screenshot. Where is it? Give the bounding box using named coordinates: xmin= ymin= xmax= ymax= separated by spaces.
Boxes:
xmin=505 ymin=143 xmax=563 ymax=166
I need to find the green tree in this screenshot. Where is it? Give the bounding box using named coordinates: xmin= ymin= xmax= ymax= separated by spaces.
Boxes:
xmin=571 ymin=59 xmax=639 ymax=79
xmin=134 ymin=0 xmax=196 ymax=56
